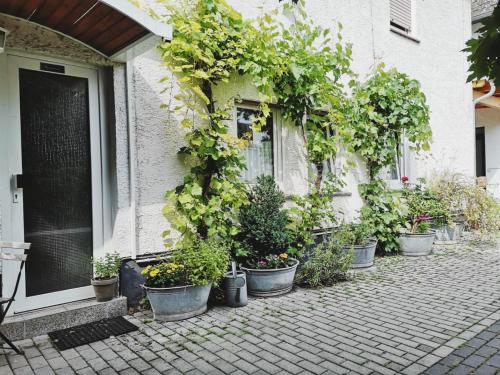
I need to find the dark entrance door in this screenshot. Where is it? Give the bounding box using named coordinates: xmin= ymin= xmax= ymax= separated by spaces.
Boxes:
xmin=19 ymin=69 xmax=93 ymax=296
xmin=476 ymin=127 xmax=486 ymax=178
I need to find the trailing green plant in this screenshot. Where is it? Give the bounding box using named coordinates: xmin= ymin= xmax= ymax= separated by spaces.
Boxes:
xmin=296 ymin=238 xmax=352 ymax=288
xmin=92 ymin=253 xmax=121 ymax=280
xmin=400 ymin=181 xmax=450 ymax=234
xmin=238 ymin=175 xmax=294 ymax=265
xmin=142 ymin=239 xmax=230 ymax=287
xmin=359 ymin=180 xmax=403 ymax=252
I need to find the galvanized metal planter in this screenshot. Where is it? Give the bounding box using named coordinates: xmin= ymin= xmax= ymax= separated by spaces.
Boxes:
xmin=432 ymin=223 xmax=464 ymax=245
xmin=344 ymin=240 xmax=377 ymax=269
xmin=241 ymin=259 xmax=299 ymax=297
xmin=398 ymin=232 xmax=435 ymax=256
xmin=143 ymin=283 xmax=212 ymax=321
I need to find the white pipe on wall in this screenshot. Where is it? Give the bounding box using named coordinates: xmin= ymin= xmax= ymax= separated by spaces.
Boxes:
xmin=125 ymin=60 xmax=137 ymax=260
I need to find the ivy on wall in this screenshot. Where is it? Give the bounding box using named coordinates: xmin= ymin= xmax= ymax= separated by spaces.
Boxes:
xmin=159 ymin=0 xmax=432 ymax=253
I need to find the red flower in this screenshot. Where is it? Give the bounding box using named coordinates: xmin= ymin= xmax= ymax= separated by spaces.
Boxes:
xmin=401 ymin=176 xmax=409 ymax=183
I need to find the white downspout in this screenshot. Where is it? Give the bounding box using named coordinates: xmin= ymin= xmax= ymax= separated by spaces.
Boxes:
xmin=125 ymin=60 xmax=137 ymax=260
xmin=474 ymin=80 xmax=496 ymax=105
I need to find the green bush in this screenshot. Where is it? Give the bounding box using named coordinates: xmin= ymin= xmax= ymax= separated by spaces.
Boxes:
xmin=296 ymin=239 xmax=352 ymax=288
xmin=238 ymin=176 xmax=293 ymax=265
xmin=463 ymin=185 xmax=500 ymax=240
xmin=173 ymin=240 xmax=230 ymax=286
xmin=92 ymin=253 xmax=121 ymax=280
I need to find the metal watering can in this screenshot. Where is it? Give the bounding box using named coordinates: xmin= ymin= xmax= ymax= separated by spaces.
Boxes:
xmin=224 ymin=262 xmax=247 ymax=307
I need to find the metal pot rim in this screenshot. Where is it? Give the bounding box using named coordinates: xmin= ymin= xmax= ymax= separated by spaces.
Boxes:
xmin=91 ymin=276 xmax=118 ymax=285
xmin=141 ymin=283 xmax=211 ymax=291
xmin=240 ymin=258 xmax=299 ymax=273
xmin=398 ymin=230 xmax=436 ymax=237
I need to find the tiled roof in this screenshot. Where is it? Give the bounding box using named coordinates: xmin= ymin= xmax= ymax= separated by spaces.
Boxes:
xmin=472 ymin=0 xmax=498 ymax=22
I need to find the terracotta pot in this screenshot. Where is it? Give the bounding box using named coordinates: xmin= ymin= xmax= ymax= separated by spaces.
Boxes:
xmin=91 ymin=276 xmax=118 ymax=302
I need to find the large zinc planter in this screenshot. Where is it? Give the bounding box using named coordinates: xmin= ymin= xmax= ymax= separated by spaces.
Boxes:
xmin=398 ymin=232 xmax=435 ymax=256
xmin=432 ymin=223 xmax=464 ymax=244
xmin=143 ymin=283 xmax=212 ymax=321
xmin=344 ymin=240 xmax=377 ymax=269
xmin=241 ymin=259 xmax=299 ymax=297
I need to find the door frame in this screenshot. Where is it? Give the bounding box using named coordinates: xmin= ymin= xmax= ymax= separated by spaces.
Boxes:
xmin=2 ymin=53 xmax=104 ymax=313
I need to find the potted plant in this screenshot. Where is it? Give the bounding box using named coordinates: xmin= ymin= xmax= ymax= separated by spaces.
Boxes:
xmin=91 ymin=252 xmax=121 ymax=302
xmin=141 ymin=239 xmax=229 ymax=321
xmin=428 ymin=172 xmax=470 ymax=243
xmin=398 ymin=180 xmax=446 ymax=256
xmin=296 ymin=237 xmax=352 ymax=288
xmin=337 ymin=222 xmax=377 ymax=269
xmin=238 ymin=176 xmax=299 ymax=297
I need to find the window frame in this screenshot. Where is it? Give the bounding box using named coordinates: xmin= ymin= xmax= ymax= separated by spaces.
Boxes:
xmin=389 ymin=0 xmax=419 ymax=43
xmin=234 ymin=103 xmax=283 ymax=186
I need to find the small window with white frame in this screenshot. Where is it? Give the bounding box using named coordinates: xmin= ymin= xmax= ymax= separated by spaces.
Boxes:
xmin=236 ymin=106 xmax=274 ymax=184
xmin=378 ymin=143 xmax=407 ymax=188
xmin=390 ymin=0 xmax=412 ymax=34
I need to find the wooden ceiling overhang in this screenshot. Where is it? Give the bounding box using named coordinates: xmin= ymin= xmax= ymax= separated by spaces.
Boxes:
xmin=0 ymin=0 xmax=172 ymax=61
xmin=473 ymin=79 xmax=500 ymax=110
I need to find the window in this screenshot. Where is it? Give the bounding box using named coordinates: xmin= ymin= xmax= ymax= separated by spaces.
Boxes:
xmin=378 ymin=143 xmax=407 ymax=188
xmin=390 ymin=0 xmax=412 ymax=33
xmin=236 ymin=107 xmax=274 ymax=184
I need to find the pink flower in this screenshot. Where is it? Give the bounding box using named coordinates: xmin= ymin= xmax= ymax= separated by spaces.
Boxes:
xmin=416 ymin=214 xmax=431 ymax=222
xmin=258 ymin=260 xmax=268 ymax=268
xmin=401 ymin=176 xmax=409 ymax=183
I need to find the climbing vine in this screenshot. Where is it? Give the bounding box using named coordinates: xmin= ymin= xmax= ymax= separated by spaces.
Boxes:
xmin=337 ymin=66 xmax=432 ymax=252
xmin=160 ymin=0 xmax=265 ymax=245
xmin=159 ymin=0 xmax=432 ymax=255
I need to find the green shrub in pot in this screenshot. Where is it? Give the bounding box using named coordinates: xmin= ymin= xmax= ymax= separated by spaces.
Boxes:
xmin=398 ymin=181 xmax=449 ymax=256
xmin=237 ymin=176 xmax=299 ymax=297
xmin=336 ymin=222 xmax=377 ymax=269
xmin=296 ymin=238 xmax=352 ymax=288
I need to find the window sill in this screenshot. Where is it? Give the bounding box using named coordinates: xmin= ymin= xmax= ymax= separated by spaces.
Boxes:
xmin=333 ymin=191 xmax=352 ymax=197
xmin=390 ymin=27 xmax=420 ymax=44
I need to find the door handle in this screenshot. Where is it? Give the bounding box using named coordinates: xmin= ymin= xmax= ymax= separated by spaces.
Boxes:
xmin=14 ymin=174 xmax=24 ymax=189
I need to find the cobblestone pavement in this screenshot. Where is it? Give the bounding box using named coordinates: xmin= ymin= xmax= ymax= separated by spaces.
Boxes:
xmin=424 ymin=319 xmax=500 ymax=375
xmin=2 ymin=239 xmax=500 ymax=374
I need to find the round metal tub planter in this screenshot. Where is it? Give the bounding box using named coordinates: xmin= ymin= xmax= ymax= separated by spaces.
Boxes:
xmin=143 ymin=283 xmax=212 ymax=321
xmin=398 ymin=232 xmax=435 ymax=256
xmin=344 ymin=240 xmax=377 ymax=269
xmin=432 ymin=223 xmax=464 ymax=245
xmin=241 ymin=259 xmax=299 ymax=297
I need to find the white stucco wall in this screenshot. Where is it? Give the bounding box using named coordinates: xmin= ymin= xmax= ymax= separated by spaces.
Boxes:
xmin=124 ymin=0 xmax=474 ymax=255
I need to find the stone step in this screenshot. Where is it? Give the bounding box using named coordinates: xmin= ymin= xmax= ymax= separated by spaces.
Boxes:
xmin=1 ymin=297 xmax=127 ymax=341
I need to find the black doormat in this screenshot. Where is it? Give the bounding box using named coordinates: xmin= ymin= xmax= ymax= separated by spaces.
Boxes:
xmin=48 ymin=316 xmax=138 ymax=350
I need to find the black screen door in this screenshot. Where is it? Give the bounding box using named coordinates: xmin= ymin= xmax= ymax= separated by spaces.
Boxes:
xmin=19 ymin=69 xmax=93 ymax=296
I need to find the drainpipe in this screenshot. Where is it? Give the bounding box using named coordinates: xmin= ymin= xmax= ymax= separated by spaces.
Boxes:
xmin=125 ymin=60 xmax=137 ymax=260
xmin=473 ymin=80 xmax=496 ymax=105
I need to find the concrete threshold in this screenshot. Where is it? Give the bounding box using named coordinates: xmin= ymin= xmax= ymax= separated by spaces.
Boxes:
xmin=1 ymin=297 xmax=127 ymax=341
